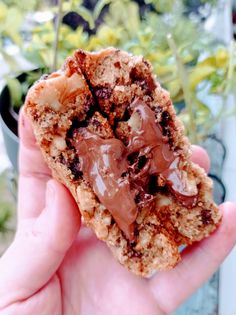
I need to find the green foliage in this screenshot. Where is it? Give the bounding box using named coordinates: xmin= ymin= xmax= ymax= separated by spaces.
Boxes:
xmin=0 ymin=2 xmax=23 ymax=45
xmin=0 ymin=0 xmax=235 ymax=143
xmin=94 ymin=0 xmax=112 ymax=20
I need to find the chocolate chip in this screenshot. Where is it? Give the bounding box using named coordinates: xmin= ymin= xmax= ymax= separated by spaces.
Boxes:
xmin=110 ymin=103 xmax=115 ymax=112
xmin=114 ymin=61 xmax=121 ymax=68
xmin=127 ymin=240 xmax=142 ymax=258
xmin=130 ymin=67 xmax=155 ymax=95
xmin=84 ymin=95 xmax=95 ymax=113
xmin=130 ymin=67 xmax=141 ymax=82
xmin=132 ymin=155 xmax=148 ymax=174
xmin=148 ymin=175 xmax=158 ymax=194
xmin=134 ymin=228 xmax=139 ymax=237
xmin=160 ymin=110 xmax=172 ymax=138
xmin=127 ymin=152 xmax=139 ymax=165
xmin=143 ymin=59 xmax=150 ymax=68
xmin=201 ymin=209 xmax=213 ymax=225
xmin=130 ymin=70 xmax=148 ymax=90
xmin=91 ymin=119 xmax=101 ymax=128
xmin=135 ymin=190 xmax=153 ymax=205
xmin=121 ymin=171 xmax=128 ymax=178
xmin=58 ymin=153 xmax=66 ymax=165
xmin=66 ymin=119 xmax=88 ymax=140
xmin=122 ymin=107 xmax=131 ymax=121
xmin=69 ymin=157 xmax=83 ymax=180
xmin=139 ymin=80 xmax=149 ymax=90
xmin=137 ymin=155 xmax=147 ymax=169
xmin=94 ymin=87 xmax=112 ymax=99
xmin=155 ymin=106 xmax=163 ymax=114
xmin=146 ymin=77 xmax=156 ymax=93
xmin=176 ymin=211 xmax=181 ymax=218
xmin=162 ymin=111 xmax=171 ymax=123
xmin=134 ymin=193 xmax=142 ymax=204
xmin=127 ymin=249 xmax=142 ymax=258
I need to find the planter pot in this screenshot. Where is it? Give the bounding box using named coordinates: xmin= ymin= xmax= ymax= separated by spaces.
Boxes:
xmin=0 ymin=71 xmax=41 ymax=172
xmin=0 ymin=85 xmax=19 ymax=172
xmin=202 ymin=134 xmax=226 ymax=204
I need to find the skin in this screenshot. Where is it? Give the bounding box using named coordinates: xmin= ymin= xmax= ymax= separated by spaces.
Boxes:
xmin=0 ymin=108 xmax=236 ymax=315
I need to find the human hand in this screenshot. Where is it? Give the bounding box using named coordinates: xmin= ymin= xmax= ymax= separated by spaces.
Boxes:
xmin=0 ymin=108 xmax=235 ymax=315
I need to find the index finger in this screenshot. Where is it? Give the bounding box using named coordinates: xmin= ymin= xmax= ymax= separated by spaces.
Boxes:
xmin=18 ymin=107 xmax=51 ymax=221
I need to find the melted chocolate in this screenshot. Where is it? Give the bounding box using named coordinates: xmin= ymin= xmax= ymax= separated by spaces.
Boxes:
xmin=73 ymin=99 xmax=198 ymax=240
xmin=127 ymin=100 xmax=198 ymax=207
xmin=73 ymin=129 xmax=137 ymax=240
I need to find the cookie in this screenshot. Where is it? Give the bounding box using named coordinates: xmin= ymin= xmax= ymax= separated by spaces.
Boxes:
xmin=25 ymin=48 xmax=221 ymax=277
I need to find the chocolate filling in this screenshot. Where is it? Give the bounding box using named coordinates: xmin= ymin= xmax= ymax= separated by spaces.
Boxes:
xmin=71 ymin=99 xmax=198 ymax=240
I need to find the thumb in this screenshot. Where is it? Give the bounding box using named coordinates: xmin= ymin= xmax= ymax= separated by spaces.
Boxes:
xmin=0 ymin=180 xmax=80 ymax=309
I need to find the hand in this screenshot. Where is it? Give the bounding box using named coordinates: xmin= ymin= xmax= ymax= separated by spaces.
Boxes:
xmin=0 ymin=108 xmax=235 ymax=315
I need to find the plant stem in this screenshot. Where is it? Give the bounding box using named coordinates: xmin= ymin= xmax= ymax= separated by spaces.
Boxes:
xmin=51 ymin=0 xmax=63 ymax=72
xmin=167 ymin=33 xmax=197 ymax=144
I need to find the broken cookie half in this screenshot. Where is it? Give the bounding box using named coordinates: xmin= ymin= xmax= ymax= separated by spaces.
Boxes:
xmin=25 ymin=48 xmax=221 ymax=277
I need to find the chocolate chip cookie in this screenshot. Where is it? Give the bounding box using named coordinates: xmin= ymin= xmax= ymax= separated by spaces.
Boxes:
xmin=25 ymin=48 xmax=221 ymax=276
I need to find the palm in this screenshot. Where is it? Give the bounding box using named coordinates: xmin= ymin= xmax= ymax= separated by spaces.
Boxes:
xmin=0 ymin=110 xmax=236 ymax=315
xmin=57 ymin=230 xmax=159 ymax=315
xmin=22 ymin=225 xmax=159 ymax=315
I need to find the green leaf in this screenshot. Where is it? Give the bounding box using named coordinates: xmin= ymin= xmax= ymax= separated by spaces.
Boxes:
xmin=76 ymin=6 xmax=95 ymax=29
xmin=0 ymin=50 xmax=20 ymax=72
xmin=94 ymin=0 xmax=112 ymax=20
xmin=5 ymin=77 xmax=23 ymax=108
xmin=194 ymin=98 xmax=211 ymax=114
xmin=166 ymin=79 xmax=181 ymax=99
xmin=26 ymin=70 xmax=43 ymax=85
xmin=194 ymin=98 xmax=211 ymax=125
xmin=189 ymin=65 xmax=216 ymax=90
xmin=2 ymin=7 xmax=23 ymax=45
xmin=104 ymin=1 xmax=140 ymax=38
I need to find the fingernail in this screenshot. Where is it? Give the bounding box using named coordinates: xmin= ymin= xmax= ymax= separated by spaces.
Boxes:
xmin=46 ymin=180 xmax=55 ymax=206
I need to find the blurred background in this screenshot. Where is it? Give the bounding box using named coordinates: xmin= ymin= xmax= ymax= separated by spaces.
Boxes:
xmin=0 ymin=0 xmax=235 ymax=314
